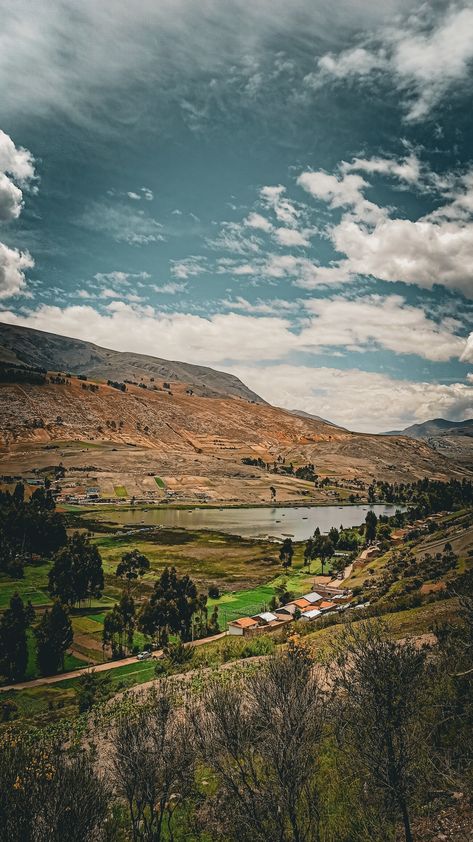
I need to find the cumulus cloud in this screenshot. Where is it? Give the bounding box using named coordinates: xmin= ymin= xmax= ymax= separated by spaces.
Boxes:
xmin=0 ymin=130 xmax=36 ymax=222
xmin=244 ymin=212 xmax=273 ymax=232
xmin=297 ymin=156 xmax=473 ymax=297
xmin=274 ymin=227 xmax=310 ymax=247
xmin=309 ymin=4 xmax=473 ymax=121
xmin=0 ymin=131 xmax=36 ymax=297
xmin=1 ymin=289 xmax=466 ymax=363
xmin=0 ymin=243 xmax=34 ymax=299
xmin=229 ymin=363 xmax=473 ymax=432
xmin=297 ymin=170 xmax=384 ymax=224
xmin=300 ymin=294 xmax=465 ymax=361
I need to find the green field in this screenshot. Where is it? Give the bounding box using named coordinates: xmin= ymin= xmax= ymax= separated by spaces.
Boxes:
xmin=114 ymin=485 xmax=128 ymax=497
xmin=154 ymin=476 xmax=165 ymax=489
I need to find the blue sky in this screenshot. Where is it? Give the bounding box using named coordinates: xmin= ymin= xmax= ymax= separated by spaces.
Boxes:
xmin=2 ymin=0 xmax=473 ymax=431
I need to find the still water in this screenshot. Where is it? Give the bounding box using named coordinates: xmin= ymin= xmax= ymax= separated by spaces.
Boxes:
xmin=95 ymin=504 xmax=400 ymax=542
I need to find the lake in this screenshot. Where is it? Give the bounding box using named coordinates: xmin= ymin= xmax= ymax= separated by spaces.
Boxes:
xmin=95 ymin=504 xmax=401 ymax=542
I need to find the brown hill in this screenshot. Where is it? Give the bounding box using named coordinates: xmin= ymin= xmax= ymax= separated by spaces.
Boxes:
xmin=0 ymin=372 xmax=467 ymax=505
xmin=0 ymin=322 xmax=264 ymax=403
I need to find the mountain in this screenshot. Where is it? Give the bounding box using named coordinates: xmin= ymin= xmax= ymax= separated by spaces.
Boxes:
xmin=288 ymin=409 xmax=346 ymax=430
xmin=0 ymin=323 xmax=469 ymax=504
xmin=0 ymin=323 xmax=264 ymax=404
xmin=385 ymin=418 xmax=473 ymax=464
xmin=387 ymin=418 xmax=473 ymax=438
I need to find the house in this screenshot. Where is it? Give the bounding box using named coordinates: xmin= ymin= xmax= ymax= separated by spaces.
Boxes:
xmin=292 ymin=598 xmax=312 ymax=611
xmin=300 ymin=608 xmax=322 ymax=622
xmin=318 ymin=600 xmax=337 ymax=613
xmin=228 ymin=617 xmax=259 ymax=636
xmin=301 ymin=591 xmax=324 ymax=604
xmin=253 ymin=611 xmax=279 ymax=625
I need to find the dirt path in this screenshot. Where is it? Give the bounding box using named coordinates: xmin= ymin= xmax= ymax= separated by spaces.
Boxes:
xmin=0 ymin=631 xmax=227 ymax=692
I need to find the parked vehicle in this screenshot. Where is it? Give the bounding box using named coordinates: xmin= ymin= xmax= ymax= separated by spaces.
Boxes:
xmin=137 ymin=651 xmax=152 ymax=661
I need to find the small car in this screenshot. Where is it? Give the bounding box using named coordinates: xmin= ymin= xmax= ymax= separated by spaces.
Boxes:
xmin=136 ymin=650 xmax=152 ymax=661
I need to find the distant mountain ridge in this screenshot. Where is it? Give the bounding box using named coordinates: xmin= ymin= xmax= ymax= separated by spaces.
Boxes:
xmin=385 ymin=417 xmax=473 ymax=465
xmin=386 ymin=418 xmax=473 ymax=438
xmin=0 ymin=322 xmax=264 ymax=403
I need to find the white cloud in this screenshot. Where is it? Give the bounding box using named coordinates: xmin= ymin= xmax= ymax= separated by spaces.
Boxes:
xmin=333 ymin=216 xmax=473 ymax=297
xmin=300 ymin=294 xmax=465 ymax=361
xmin=228 ymin=363 xmax=473 ymax=433
xmin=297 ymin=169 xmax=385 ymax=224
xmin=298 ymin=156 xmax=473 ymax=297
xmin=260 ymin=184 xmax=300 ymax=226
xmin=0 ymin=130 xmax=36 ymax=222
xmin=0 ymin=130 xmax=35 ymax=185
xmin=151 ymin=282 xmax=188 ymax=294
xmin=0 ymin=243 xmax=34 ymax=299
xmin=127 ymin=186 xmax=153 ymax=201
xmin=79 ymin=201 xmax=164 ymax=245
xmin=94 ymin=270 xmax=151 ymax=287
xmin=274 ymin=227 xmax=310 ymax=247
xmin=341 ymin=152 xmax=421 ymax=185
xmin=0 ymin=173 xmax=23 ymax=223
xmin=170 ymin=256 xmax=207 ymax=279
xmin=244 ymin=212 xmax=273 ymax=232
xmin=310 ymin=4 xmax=473 ymax=121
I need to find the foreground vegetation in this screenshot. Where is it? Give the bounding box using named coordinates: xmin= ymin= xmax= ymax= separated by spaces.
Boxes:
xmin=1 ymin=602 xmax=472 ymax=842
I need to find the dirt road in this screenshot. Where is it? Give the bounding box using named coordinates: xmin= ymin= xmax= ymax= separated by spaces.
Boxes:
xmin=0 ymin=631 xmax=227 ymax=692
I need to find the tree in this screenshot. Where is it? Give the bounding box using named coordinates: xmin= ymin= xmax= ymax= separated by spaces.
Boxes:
xmin=0 ymin=593 xmax=34 ymax=680
xmin=49 ymin=532 xmax=104 ymax=606
xmin=333 ymin=621 xmax=427 ymax=842
xmin=312 ymin=534 xmax=334 ymax=574
xmin=118 ymin=589 xmax=135 ymax=653
xmin=270 ymin=485 xmax=276 ymax=502
xmin=279 ymin=537 xmax=294 ymax=570
xmin=137 ymin=566 xmax=199 ymax=644
xmin=0 ymin=734 xmax=111 ymax=842
xmin=328 ymin=526 xmax=339 ymax=548
xmin=103 ymin=604 xmax=126 ymax=657
xmin=77 ymin=669 xmax=112 ymax=713
xmin=35 ymin=601 xmax=73 ymax=675
xmin=365 ymin=510 xmax=378 ymax=544
xmin=192 ymin=643 xmax=325 ymax=842
xmin=109 ymin=684 xmax=195 ymax=842
xmin=303 ymin=537 xmax=314 ymax=567
xmin=116 ymin=549 xmax=150 ymax=584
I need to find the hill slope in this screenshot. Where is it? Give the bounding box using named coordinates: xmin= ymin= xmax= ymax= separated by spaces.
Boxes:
xmin=0 ymin=322 xmax=264 ymax=403
xmin=386 ymin=417 xmax=473 ymax=464
xmin=0 ymin=376 xmax=467 ymax=504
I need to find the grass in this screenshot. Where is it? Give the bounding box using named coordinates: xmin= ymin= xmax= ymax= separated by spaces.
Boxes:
xmin=114 ymin=485 xmax=128 ymax=498
xmin=154 ymin=477 xmax=165 ymax=489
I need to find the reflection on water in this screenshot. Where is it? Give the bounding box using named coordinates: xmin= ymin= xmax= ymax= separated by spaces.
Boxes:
xmin=95 ymin=504 xmax=401 ymax=542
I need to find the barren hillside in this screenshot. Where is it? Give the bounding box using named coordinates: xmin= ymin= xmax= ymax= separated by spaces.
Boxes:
xmin=0 ymin=322 xmax=264 ymax=403
xmin=0 ymin=373 xmax=466 ymax=504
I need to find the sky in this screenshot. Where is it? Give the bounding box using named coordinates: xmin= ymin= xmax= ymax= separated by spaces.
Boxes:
xmin=1 ymin=1 xmax=473 ymax=432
